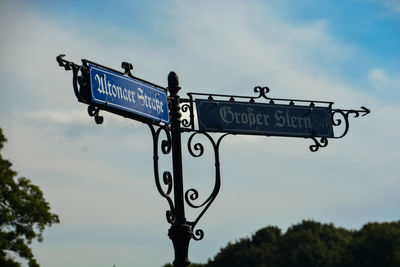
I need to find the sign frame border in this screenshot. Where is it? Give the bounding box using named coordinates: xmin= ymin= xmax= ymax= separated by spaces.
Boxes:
xmin=82 ymin=59 xmax=171 ymax=126
xmin=195 ymin=98 xmax=334 ymax=138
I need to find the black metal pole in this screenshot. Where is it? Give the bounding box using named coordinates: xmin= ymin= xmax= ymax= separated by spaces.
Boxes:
xmin=167 ymin=72 xmax=192 ymax=267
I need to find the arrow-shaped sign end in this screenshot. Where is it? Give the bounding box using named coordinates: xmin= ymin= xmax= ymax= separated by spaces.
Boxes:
xmin=361 ymin=106 xmax=370 ymax=116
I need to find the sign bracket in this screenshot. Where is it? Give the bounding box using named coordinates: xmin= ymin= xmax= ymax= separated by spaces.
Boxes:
xmin=180 ymin=89 xmax=369 ymax=152
xmin=56 ymin=55 xmax=170 ymax=126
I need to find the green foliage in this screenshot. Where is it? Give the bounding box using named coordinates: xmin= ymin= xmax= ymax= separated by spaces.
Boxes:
xmin=347 ymin=222 xmax=400 ymax=267
xmin=0 ymin=128 xmax=60 ymax=267
xmin=279 ymin=221 xmax=352 ymax=267
xmin=179 ymin=220 xmax=400 ymax=267
xmin=207 ymin=226 xmax=282 ymax=267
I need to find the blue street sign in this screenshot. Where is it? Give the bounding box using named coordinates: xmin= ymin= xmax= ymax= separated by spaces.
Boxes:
xmin=89 ymin=64 xmax=170 ymax=125
xmin=196 ymin=99 xmax=333 ymax=138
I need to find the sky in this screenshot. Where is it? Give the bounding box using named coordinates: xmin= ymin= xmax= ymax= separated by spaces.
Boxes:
xmin=0 ymin=0 xmax=399 ymax=266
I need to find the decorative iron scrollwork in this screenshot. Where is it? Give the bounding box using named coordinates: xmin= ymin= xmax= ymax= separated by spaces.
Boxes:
xmin=87 ymin=105 xmax=104 ymax=125
xmin=181 ymin=103 xmax=192 ymax=128
xmin=254 ymin=86 xmax=270 ymax=99
xmin=332 ymin=107 xmax=370 ymax=139
xmin=180 ymin=93 xmax=195 ymax=131
xmin=309 ymin=137 xmax=328 ymax=152
xmin=121 ymin=61 xmax=134 ymax=76
xmin=147 ymin=123 xmax=176 ymax=224
xmin=57 ymin=54 xmax=91 ymax=104
xmin=148 ymin=125 xmax=229 ymax=240
xmin=57 ymin=55 xmax=102 ymax=125
xmin=184 ymin=132 xmax=229 ymax=240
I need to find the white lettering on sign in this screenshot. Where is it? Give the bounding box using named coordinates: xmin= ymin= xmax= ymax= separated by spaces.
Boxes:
xmin=218 ymin=105 xmax=312 ymax=130
xmin=220 ymin=106 xmax=270 ymax=128
xmin=137 ymin=88 xmax=164 ymax=115
xmin=94 ymin=74 xmax=164 ymax=115
xmin=274 ymin=110 xmax=312 ymax=129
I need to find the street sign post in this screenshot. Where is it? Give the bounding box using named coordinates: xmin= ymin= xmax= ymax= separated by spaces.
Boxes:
xmin=57 ymin=55 xmax=370 ymax=267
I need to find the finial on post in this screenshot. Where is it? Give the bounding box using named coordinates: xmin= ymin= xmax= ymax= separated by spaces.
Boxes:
xmin=168 ymin=71 xmax=181 ymax=96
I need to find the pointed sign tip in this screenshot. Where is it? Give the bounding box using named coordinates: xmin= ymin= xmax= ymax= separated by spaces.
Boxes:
xmin=361 ymin=106 xmax=371 ymax=116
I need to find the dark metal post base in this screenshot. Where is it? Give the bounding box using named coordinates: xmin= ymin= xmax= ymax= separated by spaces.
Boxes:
xmin=168 ymin=223 xmax=193 ymax=267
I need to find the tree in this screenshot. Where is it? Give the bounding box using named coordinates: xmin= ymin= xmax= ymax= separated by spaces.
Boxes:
xmin=0 ymin=128 xmax=60 ymax=267
xmin=207 ymin=226 xmax=282 ymax=267
xmin=181 ymin=220 xmax=400 ymax=267
xmin=347 ymin=221 xmax=400 ymax=267
xmin=279 ymin=220 xmax=352 ymax=267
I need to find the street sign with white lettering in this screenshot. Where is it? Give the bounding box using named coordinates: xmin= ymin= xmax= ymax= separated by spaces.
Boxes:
xmin=196 ymin=99 xmax=333 ymax=138
xmin=89 ymin=64 xmax=170 ymax=125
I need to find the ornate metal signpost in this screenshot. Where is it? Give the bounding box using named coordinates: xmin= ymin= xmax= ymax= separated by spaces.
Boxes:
xmin=57 ymin=55 xmax=370 ymax=267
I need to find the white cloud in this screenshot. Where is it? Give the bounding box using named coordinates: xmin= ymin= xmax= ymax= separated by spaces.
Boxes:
xmin=381 ymin=0 xmax=400 ymax=14
xmin=147 ymin=1 xmax=361 ymax=107
xmin=368 ymin=68 xmax=400 ymax=92
xmin=24 ymin=109 xmax=135 ymax=126
xmin=25 ymin=109 xmax=91 ymax=124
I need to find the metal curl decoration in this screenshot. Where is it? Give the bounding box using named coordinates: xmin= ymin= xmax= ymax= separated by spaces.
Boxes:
xmin=162 ymin=171 xmax=173 ymax=195
xmin=193 ymin=229 xmax=205 ymax=241
xmin=121 ymin=61 xmax=134 ymax=77
xmin=309 ymin=137 xmax=328 ymax=152
xmin=57 ymin=54 xmax=91 ymax=104
xmin=161 ymin=134 xmax=172 ymax=154
xmin=185 ymin=188 xmax=199 ymax=204
xmin=57 ymin=55 xmax=104 ymax=124
xmin=185 ymin=132 xmax=229 ymax=241
xmin=187 ymin=133 xmax=204 ymax=158
xmin=181 ymin=103 xmax=193 ymax=128
xmin=332 ymin=110 xmax=349 ymax=139
xmin=180 ymin=94 xmax=196 ymax=131
xmin=332 ymin=107 xmax=370 ymax=139
xmin=87 ymin=105 xmax=104 ymax=124
xmin=254 ymin=86 xmax=270 ymax=99
xmin=147 ymin=123 xmax=176 ymax=224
